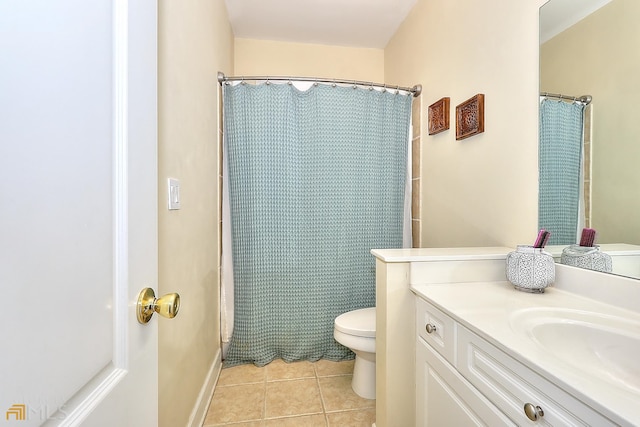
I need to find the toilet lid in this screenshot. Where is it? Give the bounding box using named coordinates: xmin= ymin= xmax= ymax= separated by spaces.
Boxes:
xmin=334 ymin=307 xmax=376 ymax=338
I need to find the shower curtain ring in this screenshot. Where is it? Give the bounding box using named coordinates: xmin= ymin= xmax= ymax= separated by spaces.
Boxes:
xmin=368 ymin=82 xmax=374 ymax=91
xmin=395 ymin=85 xmax=400 ymax=95
xmin=382 ymin=83 xmax=387 ymax=93
xmin=332 ymin=79 xmax=337 ymax=88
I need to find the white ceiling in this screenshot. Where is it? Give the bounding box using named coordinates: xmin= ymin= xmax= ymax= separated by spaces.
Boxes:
xmin=224 ymin=0 xmax=417 ymax=49
xmin=225 ymin=0 xmax=614 ymax=49
xmin=540 ymin=0 xmax=612 ymax=43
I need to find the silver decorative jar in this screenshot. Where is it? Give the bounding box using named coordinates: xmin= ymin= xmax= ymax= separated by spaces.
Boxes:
xmin=506 ymin=245 xmax=555 ymax=293
xmin=560 ymin=244 xmax=612 ymax=273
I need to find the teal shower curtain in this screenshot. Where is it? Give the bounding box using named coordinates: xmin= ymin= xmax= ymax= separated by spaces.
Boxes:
xmin=223 ymin=82 xmax=411 ymax=366
xmin=539 ymin=99 xmax=585 ymax=245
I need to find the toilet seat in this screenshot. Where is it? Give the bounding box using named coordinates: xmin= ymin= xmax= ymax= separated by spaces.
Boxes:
xmin=334 ymin=307 xmax=375 ymax=338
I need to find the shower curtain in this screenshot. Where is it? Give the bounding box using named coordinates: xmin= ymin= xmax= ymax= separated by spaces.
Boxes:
xmin=221 ymin=81 xmax=412 ymax=366
xmin=539 ymin=99 xmax=585 ymax=245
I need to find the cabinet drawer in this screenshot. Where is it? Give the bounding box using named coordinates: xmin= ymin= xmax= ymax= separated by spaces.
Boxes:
xmin=457 ymin=326 xmax=616 ymax=426
xmin=416 ymin=297 xmax=456 ymax=364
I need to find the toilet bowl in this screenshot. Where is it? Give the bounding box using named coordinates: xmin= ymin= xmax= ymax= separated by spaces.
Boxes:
xmin=333 ymin=307 xmax=376 ymax=399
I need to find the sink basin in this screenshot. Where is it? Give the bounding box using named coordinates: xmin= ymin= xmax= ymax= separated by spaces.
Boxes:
xmin=509 ymin=308 xmax=640 ymax=393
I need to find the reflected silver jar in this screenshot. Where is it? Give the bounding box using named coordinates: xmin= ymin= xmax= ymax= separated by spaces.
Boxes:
xmin=560 ymin=244 xmax=612 ymax=273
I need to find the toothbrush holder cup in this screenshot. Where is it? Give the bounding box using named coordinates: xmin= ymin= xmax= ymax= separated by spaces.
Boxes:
xmin=506 ymin=245 xmax=555 ymax=293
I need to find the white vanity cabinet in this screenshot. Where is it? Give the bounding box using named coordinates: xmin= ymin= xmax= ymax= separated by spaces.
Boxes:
xmin=416 ymin=334 xmax=517 ymax=426
xmin=415 ymin=297 xmax=515 ymax=426
xmin=415 ymin=296 xmax=616 ymax=427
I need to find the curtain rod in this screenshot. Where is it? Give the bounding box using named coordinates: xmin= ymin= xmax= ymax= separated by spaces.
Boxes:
xmin=541 ymin=91 xmax=592 ymax=105
xmin=217 ymin=71 xmax=422 ymax=97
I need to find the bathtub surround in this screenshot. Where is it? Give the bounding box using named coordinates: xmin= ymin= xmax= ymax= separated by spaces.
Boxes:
xmin=223 ymin=82 xmax=412 ymax=366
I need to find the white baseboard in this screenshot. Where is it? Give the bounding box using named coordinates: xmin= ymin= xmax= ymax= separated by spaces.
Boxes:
xmin=188 ymin=348 xmax=222 ymax=427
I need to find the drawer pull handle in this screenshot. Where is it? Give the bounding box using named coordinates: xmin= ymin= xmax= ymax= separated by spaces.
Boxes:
xmin=523 ymin=403 xmax=544 ymax=421
xmin=425 ymin=324 xmax=437 ymax=334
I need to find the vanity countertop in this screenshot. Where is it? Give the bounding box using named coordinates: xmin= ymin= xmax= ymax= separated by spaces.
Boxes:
xmin=371 ymin=246 xmax=512 ymax=262
xmin=546 ymin=243 xmax=640 ymax=257
xmin=411 ymin=281 xmax=640 ymax=426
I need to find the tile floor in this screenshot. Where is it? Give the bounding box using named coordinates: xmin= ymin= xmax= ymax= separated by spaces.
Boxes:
xmin=203 ymin=359 xmax=375 ymax=426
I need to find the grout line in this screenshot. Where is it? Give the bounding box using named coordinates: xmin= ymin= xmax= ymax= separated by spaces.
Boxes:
xmin=266 ymin=377 xmax=316 ymax=383
xmin=313 ymin=362 xmax=330 ymax=426
xmin=264 ymin=411 xmax=325 ymax=420
xmin=324 ymin=406 xmax=376 ymax=414
xmin=262 ymin=371 xmax=267 ymax=422
xmin=315 ymin=364 xmax=328 ymax=414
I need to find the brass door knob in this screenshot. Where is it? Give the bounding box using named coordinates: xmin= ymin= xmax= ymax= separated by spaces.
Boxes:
xmin=137 ymin=287 xmax=180 ymax=324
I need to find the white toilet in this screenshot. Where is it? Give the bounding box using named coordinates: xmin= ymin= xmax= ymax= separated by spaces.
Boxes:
xmin=333 ymin=307 xmax=376 ymax=399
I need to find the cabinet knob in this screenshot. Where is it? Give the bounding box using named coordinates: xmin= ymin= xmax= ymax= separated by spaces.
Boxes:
xmin=523 ymin=403 xmax=544 ymax=421
xmin=425 ymin=324 xmax=437 ymax=334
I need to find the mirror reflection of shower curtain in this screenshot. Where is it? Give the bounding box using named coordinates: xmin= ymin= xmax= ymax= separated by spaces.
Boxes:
xmin=539 ymin=99 xmax=586 ymax=245
xmin=220 ymin=81 xmax=412 ymax=362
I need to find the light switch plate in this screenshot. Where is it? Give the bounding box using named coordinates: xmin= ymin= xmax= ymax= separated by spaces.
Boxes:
xmin=168 ymin=178 xmax=181 ymax=210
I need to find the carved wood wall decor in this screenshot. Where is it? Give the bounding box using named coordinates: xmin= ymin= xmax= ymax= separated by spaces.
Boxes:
xmin=456 ymin=94 xmax=485 ymax=140
xmin=428 ymin=97 xmax=450 ymax=135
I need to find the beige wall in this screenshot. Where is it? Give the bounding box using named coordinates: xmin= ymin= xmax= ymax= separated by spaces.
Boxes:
xmin=234 ymin=38 xmax=384 ymax=81
xmin=158 ymin=1 xmax=233 ymax=426
xmin=385 ymin=0 xmax=544 ymax=248
xmin=541 ymin=0 xmax=640 ymax=245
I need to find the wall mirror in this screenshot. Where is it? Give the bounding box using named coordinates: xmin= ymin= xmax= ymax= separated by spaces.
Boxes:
xmin=539 ymin=0 xmax=640 ymax=279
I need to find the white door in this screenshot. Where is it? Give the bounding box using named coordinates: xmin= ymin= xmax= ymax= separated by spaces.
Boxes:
xmin=0 ymin=1 xmax=158 ymax=426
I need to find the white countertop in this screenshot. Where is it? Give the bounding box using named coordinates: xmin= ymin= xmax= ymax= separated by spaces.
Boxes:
xmin=371 ymin=246 xmax=512 ymax=262
xmin=411 ymin=281 xmax=640 ymax=426
xmin=546 ymin=243 xmax=640 ymax=258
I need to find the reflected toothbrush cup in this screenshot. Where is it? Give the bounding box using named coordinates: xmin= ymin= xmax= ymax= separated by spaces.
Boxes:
xmin=560 ymin=245 xmax=612 ymax=273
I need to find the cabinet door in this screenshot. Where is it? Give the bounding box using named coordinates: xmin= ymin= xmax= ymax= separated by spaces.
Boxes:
xmin=417 ymin=338 xmax=516 ymax=427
